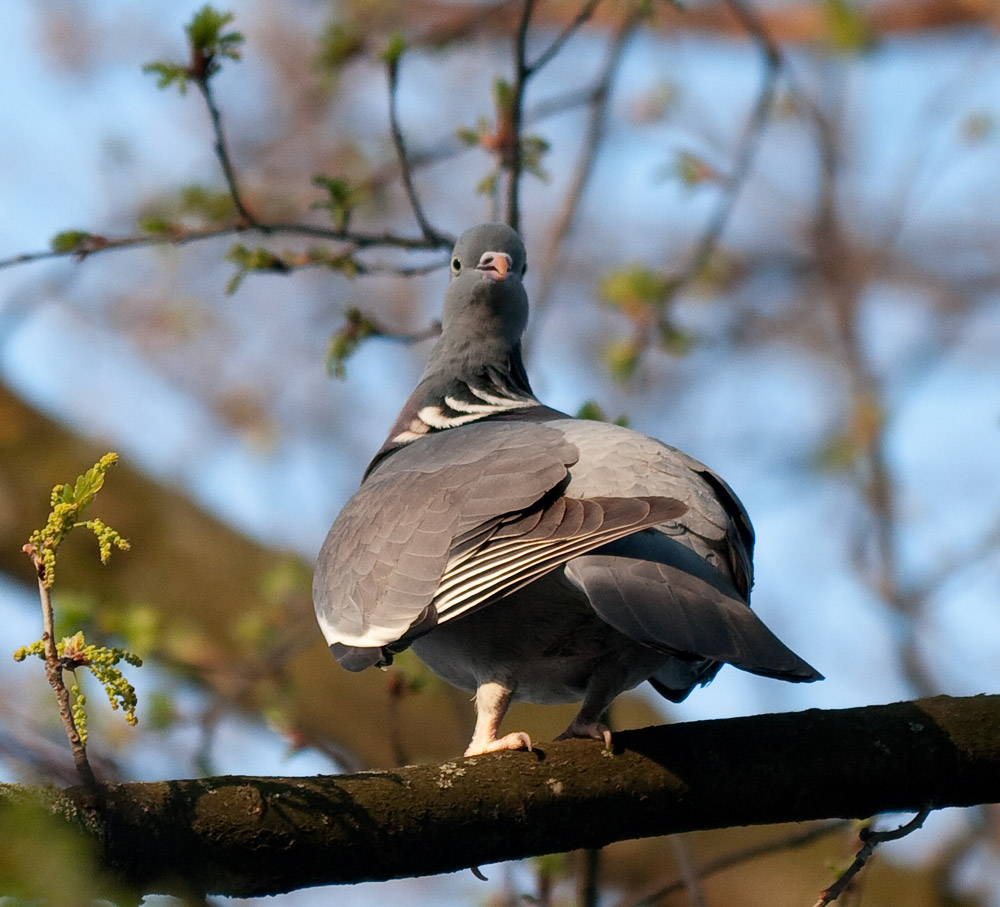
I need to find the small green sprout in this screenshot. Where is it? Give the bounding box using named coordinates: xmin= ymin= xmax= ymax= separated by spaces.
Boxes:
xmin=143 ymin=5 xmax=244 ymax=93
xmin=24 ymin=452 xmax=129 ymax=589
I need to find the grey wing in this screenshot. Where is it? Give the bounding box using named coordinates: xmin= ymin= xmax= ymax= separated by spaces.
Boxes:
xmin=313 ymin=419 xmax=688 ymax=670
xmin=553 ymin=419 xmax=821 ymax=691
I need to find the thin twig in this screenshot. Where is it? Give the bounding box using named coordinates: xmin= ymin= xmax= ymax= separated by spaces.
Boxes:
xmin=814 ymin=809 xmax=932 ymax=906
xmin=577 ymin=847 xmax=601 ymax=907
xmin=0 ymin=223 xmax=449 ymax=272
xmin=27 ymin=552 xmax=99 ymax=794
xmin=530 ymin=11 xmax=641 ymax=326
xmin=194 ymin=76 xmax=256 ymax=227
xmin=504 ymin=0 xmax=535 ymax=232
xmin=386 ymin=53 xmax=446 ymax=244
xmin=670 ymin=0 xmax=781 ymax=303
xmin=617 ymin=821 xmax=852 ymax=907
xmin=527 ymin=0 xmax=603 ymax=75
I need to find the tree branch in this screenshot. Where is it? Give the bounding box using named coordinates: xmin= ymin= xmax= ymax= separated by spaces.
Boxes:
xmin=670 ymin=0 xmax=781 ymax=302
xmin=386 ymin=51 xmax=447 ymax=244
xmin=3 ymin=695 xmax=998 ymax=898
xmin=194 ymin=75 xmax=255 ymax=228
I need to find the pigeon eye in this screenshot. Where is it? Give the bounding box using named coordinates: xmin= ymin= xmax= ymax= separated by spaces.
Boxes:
xmin=451 ymin=258 xmax=461 ymax=273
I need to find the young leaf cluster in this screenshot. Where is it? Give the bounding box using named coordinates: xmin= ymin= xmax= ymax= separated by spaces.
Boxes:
xmin=143 ymin=4 xmax=244 ymax=93
xmin=14 ymin=632 xmax=142 ymax=745
xmin=25 ymin=453 xmax=129 ymax=589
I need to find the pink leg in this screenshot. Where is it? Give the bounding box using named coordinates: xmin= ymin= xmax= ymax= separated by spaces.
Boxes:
xmin=555 ymin=674 xmax=616 ymax=748
xmin=464 ymin=681 xmax=532 ymax=757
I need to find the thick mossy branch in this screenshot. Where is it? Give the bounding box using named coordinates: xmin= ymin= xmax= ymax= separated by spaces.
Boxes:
xmin=1 ymin=695 xmax=998 ymax=898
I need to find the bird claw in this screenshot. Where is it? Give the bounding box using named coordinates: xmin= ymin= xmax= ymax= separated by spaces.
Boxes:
xmin=464 ymin=731 xmax=533 ymax=757
xmin=556 ymin=719 xmax=613 ymax=749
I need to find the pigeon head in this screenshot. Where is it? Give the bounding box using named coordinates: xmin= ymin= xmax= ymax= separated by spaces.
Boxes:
xmin=439 ymin=223 xmax=528 ymax=353
xmin=365 ymin=223 xmax=538 ymax=475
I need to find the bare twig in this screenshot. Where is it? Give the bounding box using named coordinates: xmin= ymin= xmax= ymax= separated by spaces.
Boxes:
xmin=670 ymin=0 xmax=781 ymax=302
xmin=526 ymin=0 xmax=603 ymax=75
xmin=577 ymin=847 xmax=602 ymax=907
xmin=814 ymin=809 xmax=932 ymax=906
xmin=530 ymin=11 xmax=641 ymax=323
xmin=617 ymin=821 xmax=852 ymax=907
xmin=194 ymin=76 xmax=256 ymax=227
xmin=24 ymin=551 xmax=99 ymax=794
xmin=386 ymin=53 xmax=447 ymax=244
xmin=504 ymin=0 xmax=536 ymax=232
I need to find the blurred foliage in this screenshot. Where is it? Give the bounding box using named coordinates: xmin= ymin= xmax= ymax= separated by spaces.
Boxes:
xmin=326 ymin=307 xmax=379 ymax=378
xmin=0 ymin=798 xmax=125 ymax=905
xmin=311 ymin=175 xmax=365 ymax=230
xmin=824 ymin=0 xmax=877 ymax=53
xmin=316 ymin=21 xmax=364 ymax=72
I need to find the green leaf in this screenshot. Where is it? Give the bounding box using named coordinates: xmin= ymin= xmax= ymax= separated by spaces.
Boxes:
xmin=492 ymin=77 xmax=514 ymax=117
xmin=325 ymin=307 xmax=379 ymax=378
xmin=142 ymin=61 xmax=189 ymax=93
xmin=671 ymin=151 xmax=722 ymax=188
xmin=49 ymin=230 xmax=93 ymax=254
xmin=824 ymin=0 xmax=875 ymax=53
xmin=602 ymin=339 xmax=641 ymax=381
xmin=599 ymin=264 xmax=675 ymax=313
xmin=138 ymin=216 xmax=174 ymax=234
xmin=380 ymin=31 xmax=407 ymax=65
xmin=186 ymin=5 xmax=243 ymax=61
xmin=311 ymin=175 xmax=364 ymax=230
xmin=475 ymin=171 xmax=499 ymax=197
xmin=317 ymin=22 xmax=363 ymax=70
xmin=224 ymin=244 xmax=291 ymax=294
xmin=521 ymin=134 xmax=551 ymax=182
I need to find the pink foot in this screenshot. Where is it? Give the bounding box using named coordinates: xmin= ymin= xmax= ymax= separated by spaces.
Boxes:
xmin=464 ymin=731 xmax=532 ymax=757
xmin=556 ymin=718 xmax=612 ymax=749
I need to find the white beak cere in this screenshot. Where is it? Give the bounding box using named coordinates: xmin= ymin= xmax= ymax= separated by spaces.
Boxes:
xmin=476 ymin=251 xmax=511 ymax=280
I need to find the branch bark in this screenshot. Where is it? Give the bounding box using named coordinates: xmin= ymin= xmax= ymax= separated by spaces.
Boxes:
xmin=3 ymin=694 xmax=998 ymax=898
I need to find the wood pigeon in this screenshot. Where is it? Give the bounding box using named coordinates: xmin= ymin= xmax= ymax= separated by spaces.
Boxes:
xmin=313 ymin=223 xmax=822 ymax=757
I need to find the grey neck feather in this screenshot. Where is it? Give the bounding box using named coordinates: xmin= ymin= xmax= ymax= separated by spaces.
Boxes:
xmin=363 ymin=344 xmax=538 ymax=480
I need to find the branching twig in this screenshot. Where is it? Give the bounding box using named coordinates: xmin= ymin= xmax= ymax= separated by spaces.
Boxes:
xmin=813 ymin=809 xmax=932 ymax=906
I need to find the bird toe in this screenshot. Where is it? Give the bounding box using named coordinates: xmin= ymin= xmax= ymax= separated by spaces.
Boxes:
xmin=464 ymin=731 xmax=532 ymax=757
xmin=556 ymin=718 xmax=613 ymax=749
